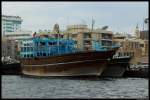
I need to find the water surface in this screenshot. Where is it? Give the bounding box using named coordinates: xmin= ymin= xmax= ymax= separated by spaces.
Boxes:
xmin=2 ymin=75 xmax=148 ymax=99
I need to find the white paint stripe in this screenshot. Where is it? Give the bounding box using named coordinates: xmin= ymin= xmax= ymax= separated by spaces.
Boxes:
xmin=23 ymin=59 xmax=107 ymax=67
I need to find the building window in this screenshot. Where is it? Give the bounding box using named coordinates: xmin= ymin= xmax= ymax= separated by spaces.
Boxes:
xmin=8 ymin=46 xmax=10 ymax=49
xmin=127 ymin=52 xmax=129 ymax=56
xmin=140 ymin=44 xmax=144 ymax=47
xmin=21 ymin=47 xmax=23 ymax=51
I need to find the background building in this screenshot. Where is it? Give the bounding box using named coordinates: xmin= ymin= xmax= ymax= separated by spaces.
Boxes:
xmin=2 ymin=31 xmax=32 ymax=59
xmin=64 ymin=24 xmax=113 ymax=51
xmin=113 ymin=33 xmax=148 ymax=65
xmin=2 ymin=15 xmax=23 ymax=36
xmin=139 ymin=30 xmax=149 ymax=40
xmin=92 ymin=28 xmax=113 ymax=47
xmin=64 ymin=24 xmax=91 ymax=50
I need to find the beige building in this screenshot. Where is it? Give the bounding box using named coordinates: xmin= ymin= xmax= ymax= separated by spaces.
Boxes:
xmin=113 ymin=33 xmax=149 ymax=64
xmin=92 ymin=29 xmax=113 ymax=47
xmin=64 ymin=24 xmax=91 ymax=50
xmin=64 ymin=24 xmax=113 ymax=51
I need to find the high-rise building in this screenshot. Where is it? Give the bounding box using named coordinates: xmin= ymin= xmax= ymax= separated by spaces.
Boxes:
xmin=2 ymin=15 xmax=23 ymax=36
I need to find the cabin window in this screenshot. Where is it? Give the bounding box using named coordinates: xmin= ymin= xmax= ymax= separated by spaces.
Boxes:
xmin=53 ymin=42 xmax=57 ymax=45
xmin=43 ymin=53 xmax=46 ymax=56
xmin=37 ymin=53 xmax=40 ymax=56
xmin=40 ymin=42 xmax=45 ymax=46
xmin=24 ymin=55 xmax=26 ymax=58
xmin=31 ymin=54 xmax=33 ymax=57
xmin=40 ymin=53 xmax=42 ymax=56
xmin=27 ymin=54 xmax=30 ymax=58
xmin=48 ymin=42 xmax=53 ymax=45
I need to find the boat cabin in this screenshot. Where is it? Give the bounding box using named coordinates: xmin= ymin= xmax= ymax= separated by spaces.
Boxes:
xmin=20 ymin=37 xmax=77 ymax=58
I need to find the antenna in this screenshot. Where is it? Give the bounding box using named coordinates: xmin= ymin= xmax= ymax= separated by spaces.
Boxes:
xmin=91 ymin=17 xmax=95 ymax=32
xmin=143 ymin=18 xmax=145 ymax=31
xmin=67 ymin=16 xmax=69 ymax=39
xmin=67 ymin=16 xmax=69 ymax=27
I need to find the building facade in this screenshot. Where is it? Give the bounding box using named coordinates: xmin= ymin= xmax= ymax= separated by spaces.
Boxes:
xmin=2 ymin=15 xmax=23 ymax=36
xmin=64 ymin=24 xmax=91 ymax=50
xmin=64 ymin=24 xmax=113 ymax=51
xmin=139 ymin=30 xmax=149 ymax=40
xmin=113 ymin=34 xmax=149 ymax=64
xmin=92 ymin=29 xmax=113 ymax=47
xmin=2 ymin=31 xmax=32 ymax=59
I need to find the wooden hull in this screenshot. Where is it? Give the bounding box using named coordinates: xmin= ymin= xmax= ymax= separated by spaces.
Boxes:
xmin=22 ymin=59 xmax=107 ymax=76
xmin=100 ymin=64 xmax=127 ymax=77
xmin=20 ymin=50 xmax=116 ymax=76
xmin=101 ymin=57 xmax=131 ymax=77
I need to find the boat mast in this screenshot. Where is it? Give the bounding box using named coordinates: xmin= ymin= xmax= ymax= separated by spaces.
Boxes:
xmin=67 ymin=17 xmax=69 ymax=53
xmin=57 ymin=25 xmax=60 ymax=54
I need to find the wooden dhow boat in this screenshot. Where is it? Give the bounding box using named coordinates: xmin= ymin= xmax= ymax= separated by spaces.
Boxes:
xmin=19 ymin=34 xmax=119 ymax=77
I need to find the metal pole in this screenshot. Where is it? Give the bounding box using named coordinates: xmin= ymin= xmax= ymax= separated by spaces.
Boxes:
xmin=143 ymin=18 xmax=145 ymax=31
xmin=57 ymin=32 xmax=59 ymax=55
